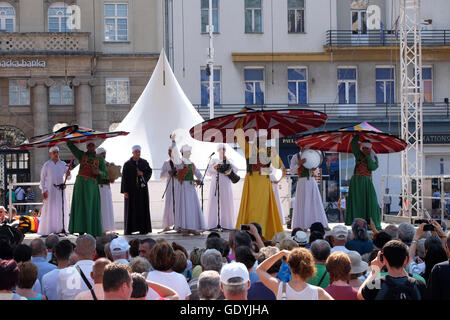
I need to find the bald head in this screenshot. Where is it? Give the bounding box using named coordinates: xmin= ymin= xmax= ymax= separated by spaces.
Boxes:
xmin=75 ymin=234 xmax=96 ymax=260
xmin=91 ymin=258 xmax=111 ymax=284
xmin=30 ymin=239 xmax=46 ymax=257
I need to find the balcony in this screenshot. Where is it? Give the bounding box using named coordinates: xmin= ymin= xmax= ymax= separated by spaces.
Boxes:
xmin=0 ymin=32 xmax=90 ymax=55
xmin=326 ymin=30 xmax=450 ymax=47
xmin=195 ymin=102 xmax=450 ymax=121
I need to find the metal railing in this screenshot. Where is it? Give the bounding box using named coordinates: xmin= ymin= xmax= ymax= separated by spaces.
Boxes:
xmin=194 ymin=102 xmax=450 ymax=121
xmin=326 ymin=29 xmax=450 ymax=47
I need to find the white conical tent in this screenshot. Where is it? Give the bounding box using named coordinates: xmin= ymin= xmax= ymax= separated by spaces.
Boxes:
xmin=95 ymin=50 xmax=245 ymax=179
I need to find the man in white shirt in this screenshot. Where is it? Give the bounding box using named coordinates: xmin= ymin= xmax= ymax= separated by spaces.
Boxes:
xmin=75 ymin=258 xmax=111 ymax=300
xmin=110 ymin=237 xmax=130 ymax=265
xmin=57 ymin=234 xmax=96 ymax=300
xmin=330 ymin=225 xmax=350 ymax=254
xmin=42 ymin=239 xmax=73 ymax=300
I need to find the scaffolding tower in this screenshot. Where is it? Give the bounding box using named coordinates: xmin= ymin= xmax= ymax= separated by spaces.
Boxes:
xmin=399 ymin=0 xmax=424 ymax=218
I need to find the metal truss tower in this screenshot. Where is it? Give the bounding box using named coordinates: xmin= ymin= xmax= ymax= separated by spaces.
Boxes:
xmin=399 ymin=0 xmax=424 ymax=218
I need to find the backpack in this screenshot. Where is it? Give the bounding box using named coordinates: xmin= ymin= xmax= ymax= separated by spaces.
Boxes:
xmin=375 ymin=276 xmax=422 ymax=300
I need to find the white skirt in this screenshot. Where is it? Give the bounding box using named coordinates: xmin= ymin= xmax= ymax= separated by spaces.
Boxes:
xmin=292 ymin=177 xmax=328 ymax=230
xmin=175 ymin=181 xmax=206 ymax=231
xmin=99 ymin=185 xmax=115 ymax=232
xmin=162 ymin=177 xmax=181 ymax=229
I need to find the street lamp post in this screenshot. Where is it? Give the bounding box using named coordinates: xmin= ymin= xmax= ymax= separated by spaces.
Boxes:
xmin=208 ymin=0 xmax=214 ymax=120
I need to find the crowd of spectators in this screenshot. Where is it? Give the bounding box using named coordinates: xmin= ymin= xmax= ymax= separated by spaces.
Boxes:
xmin=0 ymin=216 xmax=449 ymax=300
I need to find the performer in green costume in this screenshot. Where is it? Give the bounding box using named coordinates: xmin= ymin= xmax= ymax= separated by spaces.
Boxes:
xmin=67 ymin=141 xmax=107 ymax=236
xmin=345 ymin=134 xmax=381 ymax=230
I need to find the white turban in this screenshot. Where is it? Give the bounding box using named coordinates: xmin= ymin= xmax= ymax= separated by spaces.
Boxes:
xmin=361 ymin=141 xmax=372 ymax=148
xmin=181 ymin=145 xmax=192 ymax=153
xmin=217 ymin=143 xmax=227 ymax=151
xmin=96 ymin=147 xmax=106 ymax=155
xmin=132 ymin=145 xmax=141 ymax=152
xmin=49 ymin=146 xmax=59 ymax=153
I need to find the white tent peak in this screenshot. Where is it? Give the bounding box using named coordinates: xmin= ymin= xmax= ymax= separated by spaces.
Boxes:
xmin=90 ymin=50 xmax=245 ymax=179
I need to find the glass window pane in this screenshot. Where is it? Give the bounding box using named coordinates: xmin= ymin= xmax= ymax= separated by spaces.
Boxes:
xmin=338 ymin=83 xmax=346 ymax=104
xmin=296 ymin=9 xmax=304 ymax=32
xmin=288 ymin=82 xmax=297 ymax=103
xmin=386 ymin=81 xmax=394 ymax=103
xmin=201 ymin=0 xmax=209 ymax=9
xmin=245 ymin=82 xmax=254 ymax=104
xmin=255 ymin=82 xmax=264 ymax=104
xmin=288 ymin=0 xmax=304 ymax=8
xmin=105 ymin=4 xmax=115 ymax=17
xmin=244 ymin=69 xmax=264 ymax=81
xmin=117 ymin=4 xmax=127 ymax=17
xmin=254 ymin=10 xmax=262 ymax=32
xmin=200 ymin=69 xmax=208 ymax=81
xmin=106 ymin=81 xmax=117 ymax=104
xmin=117 ymin=81 xmax=129 ymax=104
xmin=213 ymin=10 xmax=219 ymax=33
xmin=214 ymin=82 xmax=221 ymax=105
xmin=201 ymin=10 xmax=208 ymax=33
xmin=245 ymin=0 xmax=261 ymax=8
xmin=348 ymin=83 xmax=356 ymax=104
xmin=376 ymin=68 xmax=394 ymax=80
xmin=376 ymin=81 xmax=384 ymax=103
xmin=245 ymin=10 xmax=252 ymax=33
xmin=423 ymin=80 xmax=432 ymax=102
xmin=298 ymin=82 xmax=307 ymax=104
xmin=5 ymin=19 xmax=13 ymax=32
xmin=422 ymin=68 xmax=432 ymax=80
xmin=288 ymin=68 xmax=306 ymax=81
xmin=201 ymin=83 xmax=209 ymax=106
xmin=338 ymin=68 xmax=356 ymax=80
xmin=213 ymin=69 xmax=220 ymax=81
xmin=288 ymin=10 xmax=295 ymax=33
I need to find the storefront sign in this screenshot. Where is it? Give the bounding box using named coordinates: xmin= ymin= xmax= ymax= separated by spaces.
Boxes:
xmin=0 ymin=59 xmax=46 ymax=68
xmin=424 ymin=134 xmax=450 ymax=144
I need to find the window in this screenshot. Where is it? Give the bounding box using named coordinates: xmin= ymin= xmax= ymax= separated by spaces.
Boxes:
xmin=351 ymin=10 xmax=367 ymax=34
xmin=49 ymin=80 xmax=73 ymax=105
xmin=288 ymin=67 xmax=307 ymax=104
xmin=0 ymin=3 xmax=15 ymax=32
xmin=337 ymin=68 xmax=357 ymax=104
xmin=376 ymin=67 xmax=395 ymax=104
xmin=244 ymin=68 xmax=264 ymax=105
xmin=104 ymin=3 xmax=128 ymax=41
xmin=6 ymin=153 xmax=29 ymax=170
xmin=422 ymin=67 xmax=433 ymax=103
xmin=106 ymin=79 xmax=130 ymax=104
xmin=48 ymin=2 xmax=72 ymax=32
xmin=245 ymin=0 xmax=262 ymax=33
xmin=201 ymin=67 xmax=221 ymax=106
xmin=201 ymin=0 xmax=218 ymax=33
xmin=288 ymin=0 xmax=304 ymax=33
xmin=9 ymin=80 xmax=30 ymax=106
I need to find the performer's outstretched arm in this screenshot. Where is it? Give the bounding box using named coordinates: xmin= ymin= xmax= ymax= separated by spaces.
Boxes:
xmin=66 ymin=141 xmax=84 ymax=162
xmin=351 ymin=134 xmax=362 ymax=158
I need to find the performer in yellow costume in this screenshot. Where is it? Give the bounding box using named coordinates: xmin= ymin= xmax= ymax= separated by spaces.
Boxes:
xmin=235 ymin=128 xmax=284 ymax=240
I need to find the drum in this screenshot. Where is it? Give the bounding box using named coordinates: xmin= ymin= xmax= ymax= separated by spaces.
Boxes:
xmin=217 ymin=163 xmax=240 ymax=184
xmin=107 ymin=163 xmax=122 ymax=182
xmin=301 ymin=149 xmax=323 ymax=169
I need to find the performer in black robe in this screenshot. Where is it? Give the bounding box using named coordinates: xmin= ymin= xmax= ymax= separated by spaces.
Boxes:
xmin=121 ymin=145 xmax=152 ymax=234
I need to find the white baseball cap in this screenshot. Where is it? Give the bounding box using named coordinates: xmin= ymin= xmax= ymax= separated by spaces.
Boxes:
xmin=332 ymin=225 xmax=348 ymax=240
xmin=110 ymin=237 xmax=130 ymax=254
xmin=220 ymin=262 xmax=249 ymax=285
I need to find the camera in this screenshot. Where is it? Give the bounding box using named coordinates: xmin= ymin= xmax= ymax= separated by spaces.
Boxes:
xmin=240 ymin=224 xmax=250 ymax=231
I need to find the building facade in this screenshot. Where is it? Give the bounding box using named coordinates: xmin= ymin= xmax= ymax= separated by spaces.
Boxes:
xmin=165 ymin=0 xmax=450 ymax=214
xmin=0 ymin=0 xmax=163 ymax=201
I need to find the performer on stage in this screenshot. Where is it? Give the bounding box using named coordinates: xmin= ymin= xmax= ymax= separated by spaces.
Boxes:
xmin=345 ymin=134 xmax=381 ymax=230
xmin=205 ymin=143 xmax=238 ymax=230
xmin=235 ymin=130 xmax=284 ymax=241
xmin=37 ymin=146 xmax=70 ymax=236
xmin=67 ymin=141 xmax=106 ymax=236
xmin=96 ymin=147 xmax=115 ymax=234
xmin=290 ymin=149 xmax=328 ymax=230
xmin=174 ymin=144 xmax=206 ymax=235
xmin=160 ymin=141 xmax=181 ymax=232
xmin=270 ymin=166 xmax=287 ymax=226
xmin=121 ymin=145 xmax=152 ymax=235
